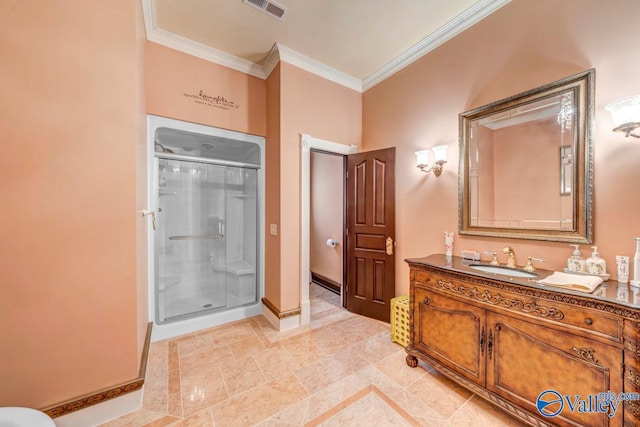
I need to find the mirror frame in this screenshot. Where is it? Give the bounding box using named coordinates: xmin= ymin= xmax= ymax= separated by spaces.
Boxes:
xmin=458 ymin=69 xmax=595 ymax=243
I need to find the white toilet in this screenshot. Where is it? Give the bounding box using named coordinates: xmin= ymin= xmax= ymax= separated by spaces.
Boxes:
xmin=0 ymin=407 xmax=56 ymax=427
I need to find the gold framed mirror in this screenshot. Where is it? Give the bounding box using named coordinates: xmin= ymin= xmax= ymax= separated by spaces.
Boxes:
xmin=458 ymin=69 xmax=594 ymax=243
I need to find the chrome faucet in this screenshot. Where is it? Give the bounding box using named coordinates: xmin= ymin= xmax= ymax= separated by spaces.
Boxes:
xmin=502 ymin=246 xmax=517 ymax=268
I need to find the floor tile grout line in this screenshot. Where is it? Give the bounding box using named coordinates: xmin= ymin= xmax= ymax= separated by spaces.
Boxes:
xmin=208 ymin=407 xmax=216 ymax=427
xmin=371 ymin=385 xmax=424 ymax=427
xmin=163 ymin=342 xmax=170 ymax=415
xmin=373 ymin=352 xmax=427 ymax=392
xmin=177 ymin=343 xmax=184 ymax=419
xmin=302 ymin=385 xmax=373 ymax=427
xmin=219 ymin=363 xmax=231 ymax=401
xmin=250 ymin=353 xmax=267 ymax=382
xmin=264 ymin=394 xmax=311 ymax=427
xmin=446 ymin=392 xmax=476 ymax=424
xmin=168 ymin=341 xmax=184 ymax=419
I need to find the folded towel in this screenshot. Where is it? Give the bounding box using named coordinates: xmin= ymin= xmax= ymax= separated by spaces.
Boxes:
xmin=537 ymin=272 xmax=603 ymax=293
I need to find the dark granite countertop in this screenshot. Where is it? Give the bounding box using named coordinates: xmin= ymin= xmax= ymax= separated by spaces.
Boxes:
xmin=405 ymin=254 xmax=640 ymax=311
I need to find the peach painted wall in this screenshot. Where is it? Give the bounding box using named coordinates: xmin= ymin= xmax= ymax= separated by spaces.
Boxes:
xmin=363 ymin=0 xmax=640 ymax=295
xmin=265 ymin=64 xmax=282 ymax=307
xmin=135 ymin=0 xmax=149 ymax=360
xmin=278 ymin=62 xmax=361 ymax=311
xmin=0 ymin=0 xmax=145 ymax=408
xmin=310 ymin=152 xmax=344 ymax=284
xmin=145 ymin=42 xmax=266 ymax=136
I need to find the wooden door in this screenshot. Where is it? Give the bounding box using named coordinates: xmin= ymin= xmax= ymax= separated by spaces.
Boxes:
xmin=486 ymin=312 xmax=623 ymax=427
xmin=346 ymin=148 xmax=395 ymax=322
xmin=414 ymin=287 xmax=487 ymax=386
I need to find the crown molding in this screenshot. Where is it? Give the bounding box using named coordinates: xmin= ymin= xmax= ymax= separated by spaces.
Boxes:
xmin=262 ymin=44 xmax=281 ymax=78
xmin=274 ymin=44 xmax=362 ymax=92
xmin=262 ymin=43 xmax=361 ymax=92
xmin=362 ymin=0 xmax=511 ymax=91
xmin=141 ymin=0 xmax=265 ymax=79
xmin=141 ymin=0 xmax=510 ymax=92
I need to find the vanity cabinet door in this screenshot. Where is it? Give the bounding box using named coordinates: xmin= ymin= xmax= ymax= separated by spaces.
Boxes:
xmin=413 ymin=286 xmax=486 ymax=386
xmin=486 ymin=311 xmax=623 ymax=427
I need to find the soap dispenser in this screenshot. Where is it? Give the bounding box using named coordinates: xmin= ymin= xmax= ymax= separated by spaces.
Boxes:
xmin=586 ymin=246 xmax=607 ymax=276
xmin=631 ymin=237 xmax=640 ymax=287
xmin=567 ymin=244 xmax=586 ymax=272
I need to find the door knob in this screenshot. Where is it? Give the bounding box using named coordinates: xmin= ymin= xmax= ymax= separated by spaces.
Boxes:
xmin=386 ymin=237 xmax=394 ymax=255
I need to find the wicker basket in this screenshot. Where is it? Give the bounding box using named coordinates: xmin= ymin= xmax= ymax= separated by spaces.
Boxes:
xmin=390 ymin=295 xmax=410 ymax=347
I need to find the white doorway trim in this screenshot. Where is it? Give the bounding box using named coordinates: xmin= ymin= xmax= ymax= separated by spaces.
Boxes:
xmin=300 ymin=134 xmax=357 ymax=326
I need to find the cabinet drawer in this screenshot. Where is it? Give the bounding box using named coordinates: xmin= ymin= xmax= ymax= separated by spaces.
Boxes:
xmin=413 ymin=271 xmax=623 ymax=345
xmin=413 ymin=270 xmax=433 ymax=285
xmin=552 ymin=301 xmax=622 ymax=344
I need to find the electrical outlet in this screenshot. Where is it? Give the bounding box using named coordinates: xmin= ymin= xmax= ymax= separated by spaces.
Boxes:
xmin=270 ymin=224 xmax=278 ymax=236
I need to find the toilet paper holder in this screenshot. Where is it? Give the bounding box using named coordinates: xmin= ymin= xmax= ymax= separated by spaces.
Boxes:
xmin=326 ymin=239 xmax=339 ymax=248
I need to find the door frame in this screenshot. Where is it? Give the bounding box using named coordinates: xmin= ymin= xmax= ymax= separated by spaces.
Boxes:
xmin=300 ymin=134 xmax=357 ymax=326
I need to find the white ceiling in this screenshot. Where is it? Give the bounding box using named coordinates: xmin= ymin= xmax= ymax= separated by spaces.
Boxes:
xmin=143 ymin=0 xmax=510 ymax=91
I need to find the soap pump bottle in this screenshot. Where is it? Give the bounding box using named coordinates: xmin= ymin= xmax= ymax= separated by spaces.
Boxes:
xmin=586 ymin=246 xmax=607 ymax=276
xmin=567 ymin=244 xmax=586 ymax=272
xmin=631 ymin=238 xmax=640 ymax=287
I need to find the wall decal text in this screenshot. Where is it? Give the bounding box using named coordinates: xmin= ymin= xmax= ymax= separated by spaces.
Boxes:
xmin=183 ymin=90 xmax=240 ymax=111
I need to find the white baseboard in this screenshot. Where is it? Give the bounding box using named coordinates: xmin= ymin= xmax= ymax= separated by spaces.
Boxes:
xmin=262 ymin=306 xmax=300 ymax=332
xmin=300 ymin=299 xmax=311 ymax=326
xmin=53 ymin=389 xmax=142 ymax=427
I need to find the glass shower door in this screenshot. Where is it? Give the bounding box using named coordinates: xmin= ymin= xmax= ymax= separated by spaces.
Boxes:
xmin=156 ymin=158 xmax=227 ymax=323
xmin=223 ymin=166 xmax=258 ymax=308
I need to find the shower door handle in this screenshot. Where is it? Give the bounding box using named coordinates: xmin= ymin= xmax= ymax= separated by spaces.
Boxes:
xmin=168 ymin=234 xmax=224 ymax=241
xmin=140 ymin=210 xmax=156 ymax=230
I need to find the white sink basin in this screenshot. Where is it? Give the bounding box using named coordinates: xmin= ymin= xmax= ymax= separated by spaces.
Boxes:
xmin=469 ymin=264 xmax=538 ymax=278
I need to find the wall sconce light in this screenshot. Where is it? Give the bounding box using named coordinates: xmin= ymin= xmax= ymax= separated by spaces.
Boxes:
xmin=415 ymin=145 xmax=448 ymax=176
xmin=605 ymin=96 xmax=640 ymax=138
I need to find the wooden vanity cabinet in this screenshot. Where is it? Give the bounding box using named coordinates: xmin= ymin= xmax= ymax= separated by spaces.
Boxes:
xmin=405 ymin=259 xmax=640 ymax=427
xmin=413 ymin=286 xmax=486 ymax=386
xmin=487 ymin=311 xmax=622 ymax=427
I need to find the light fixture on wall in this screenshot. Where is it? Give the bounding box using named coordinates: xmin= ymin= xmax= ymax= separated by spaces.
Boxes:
xmin=605 ymin=96 xmax=640 ymax=138
xmin=415 ymin=145 xmax=448 ymax=176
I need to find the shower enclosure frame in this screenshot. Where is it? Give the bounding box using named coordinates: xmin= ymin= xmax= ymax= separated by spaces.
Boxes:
xmin=146 ymin=115 xmax=265 ymax=341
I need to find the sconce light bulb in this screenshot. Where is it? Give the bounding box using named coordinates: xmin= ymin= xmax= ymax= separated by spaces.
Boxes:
xmin=415 ymin=147 xmax=447 ymax=176
xmin=432 ymin=145 xmax=448 ymax=163
xmin=606 ymin=96 xmax=640 ymax=138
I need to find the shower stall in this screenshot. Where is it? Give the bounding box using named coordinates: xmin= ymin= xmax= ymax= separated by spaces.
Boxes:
xmin=147 ymin=115 xmax=264 ymax=341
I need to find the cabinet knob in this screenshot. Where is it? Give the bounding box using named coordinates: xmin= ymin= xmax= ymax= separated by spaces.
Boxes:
xmin=584 ymin=318 xmax=593 ymax=325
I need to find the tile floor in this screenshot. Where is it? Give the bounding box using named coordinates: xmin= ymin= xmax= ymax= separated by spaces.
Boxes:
xmin=100 ymin=285 xmax=526 ymax=426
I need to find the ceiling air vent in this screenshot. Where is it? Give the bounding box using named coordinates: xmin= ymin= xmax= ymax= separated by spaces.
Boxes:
xmin=243 ymin=0 xmax=287 ymax=21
